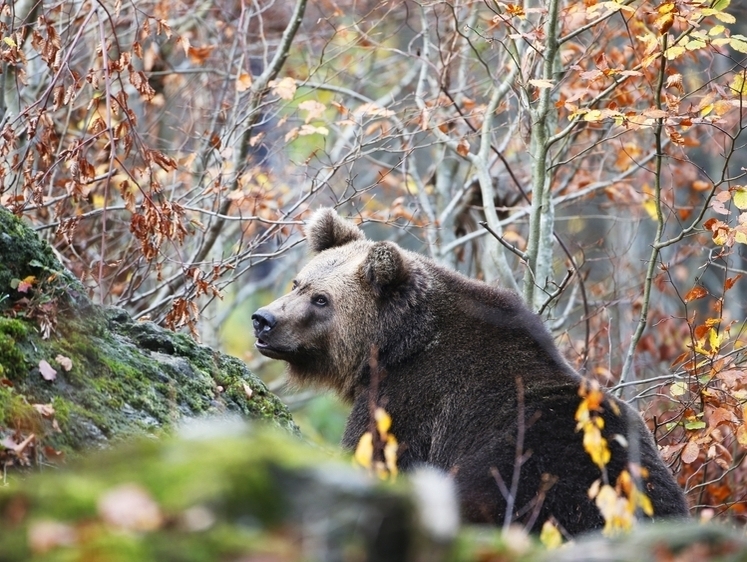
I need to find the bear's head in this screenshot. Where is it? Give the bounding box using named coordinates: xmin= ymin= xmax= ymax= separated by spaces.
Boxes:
xmin=252 ymin=208 xmax=431 ymax=400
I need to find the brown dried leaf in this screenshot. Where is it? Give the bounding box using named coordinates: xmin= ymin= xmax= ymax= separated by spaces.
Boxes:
xmin=456 ymin=138 xmax=470 ymax=157
xmin=708 ymin=407 xmax=738 ymax=430
xmin=681 ymin=440 xmax=700 ymax=464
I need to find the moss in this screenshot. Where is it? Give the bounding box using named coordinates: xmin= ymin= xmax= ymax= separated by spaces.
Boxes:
xmin=0 ymin=385 xmax=41 ymax=431
xmin=0 ymin=207 xmax=298 ymax=472
xmin=0 ymin=427 xmax=428 ymax=562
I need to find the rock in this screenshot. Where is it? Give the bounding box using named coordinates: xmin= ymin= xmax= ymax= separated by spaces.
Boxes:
xmin=0 ymin=207 xmax=298 ymax=470
xmin=0 ymin=423 xmax=440 ymax=562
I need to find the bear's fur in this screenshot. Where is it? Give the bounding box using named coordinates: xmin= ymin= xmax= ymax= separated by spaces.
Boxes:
xmin=252 ymin=208 xmax=689 ymax=535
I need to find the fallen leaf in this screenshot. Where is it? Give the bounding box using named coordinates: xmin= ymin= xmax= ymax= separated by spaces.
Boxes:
xmin=28 ymin=520 xmax=76 ymax=554
xmin=98 ymin=483 xmax=163 ymax=532
xmin=32 ymin=404 xmax=55 ymax=418
xmin=242 ymin=382 xmax=253 ymax=399
xmin=55 ymin=355 xmax=72 ymax=371
xmin=39 ymin=360 xmax=57 ymax=381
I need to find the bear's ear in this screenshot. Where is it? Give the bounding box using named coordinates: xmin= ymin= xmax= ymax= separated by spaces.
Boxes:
xmin=305 ymin=208 xmax=365 ymax=253
xmin=363 ymin=242 xmax=409 ymax=296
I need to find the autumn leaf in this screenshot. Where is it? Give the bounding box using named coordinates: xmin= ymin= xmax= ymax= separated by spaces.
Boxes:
xmin=354 ymin=431 xmax=374 ymax=469
xmin=39 ymin=360 xmax=57 ymax=381
xmin=733 ymin=187 xmax=747 ymax=210
xmin=236 ymin=73 xmax=252 ymax=92
xmin=670 ymin=381 xmax=688 ymax=397
xmin=737 ymin=425 xmax=747 ymax=447
xmin=17 ymin=275 xmax=36 ymax=293
xmin=681 ymin=440 xmax=700 ymax=463
xmin=187 ymin=45 xmax=214 ymax=65
xmin=725 ymin=274 xmax=742 ymax=290
xmin=98 ymin=483 xmax=163 ymax=532
xmin=55 ymin=354 xmax=72 ymax=371
xmin=456 ymin=138 xmax=470 ymax=157
xmin=540 ymin=520 xmax=563 ymax=548
xmin=298 ymin=100 xmax=326 ymax=123
xmin=375 ymin=407 xmax=392 ymax=438
xmin=270 ymin=76 xmax=296 ymax=100
xmin=32 ymin=403 xmax=55 ymax=417
xmin=28 ymin=521 xmax=76 ymax=554
xmin=528 ymin=79 xmax=554 ymax=89
xmin=684 ymin=285 xmax=708 ymax=302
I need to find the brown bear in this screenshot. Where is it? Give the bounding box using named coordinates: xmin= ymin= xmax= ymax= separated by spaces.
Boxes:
xmin=252 ymin=208 xmax=689 ymax=535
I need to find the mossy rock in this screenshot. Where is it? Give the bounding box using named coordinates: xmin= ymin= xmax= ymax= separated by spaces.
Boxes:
xmin=0 ymin=207 xmax=298 ymax=469
xmin=0 ymin=424 xmax=422 ymax=562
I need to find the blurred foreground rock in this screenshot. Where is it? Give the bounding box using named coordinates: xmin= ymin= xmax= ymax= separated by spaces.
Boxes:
xmin=1 ymin=423 xmax=746 ymax=562
xmin=0 ymin=423 xmax=448 ymax=562
xmin=0 ymin=207 xmax=297 ymax=469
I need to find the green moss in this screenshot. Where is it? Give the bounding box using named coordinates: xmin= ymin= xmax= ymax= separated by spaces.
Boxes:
xmin=0 ymin=319 xmax=28 ymax=381
xmin=0 ymin=385 xmax=40 ymax=431
xmin=0 ymin=207 xmax=298 ymax=472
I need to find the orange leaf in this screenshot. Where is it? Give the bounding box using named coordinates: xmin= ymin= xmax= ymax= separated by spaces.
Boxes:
xmin=725 ymin=274 xmax=742 ymax=291
xmin=684 ymin=285 xmax=708 ymax=302
xmin=456 ymin=139 xmax=470 ymax=157
xmin=694 ymin=324 xmax=710 ymax=340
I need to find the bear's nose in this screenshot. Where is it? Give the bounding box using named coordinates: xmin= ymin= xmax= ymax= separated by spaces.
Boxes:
xmin=252 ymin=309 xmax=277 ymax=334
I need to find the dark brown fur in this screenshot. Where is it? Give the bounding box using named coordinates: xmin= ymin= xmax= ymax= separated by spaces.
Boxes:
xmin=252 ymin=208 xmax=689 ymax=535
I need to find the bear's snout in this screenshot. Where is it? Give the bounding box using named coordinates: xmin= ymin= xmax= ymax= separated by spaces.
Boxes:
xmin=252 ymin=309 xmax=277 ymax=337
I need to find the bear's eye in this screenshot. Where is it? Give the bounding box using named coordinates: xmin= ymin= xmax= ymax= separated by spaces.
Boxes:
xmin=312 ymin=295 xmax=328 ymax=307
xmin=291 ymin=280 xmax=298 ymax=290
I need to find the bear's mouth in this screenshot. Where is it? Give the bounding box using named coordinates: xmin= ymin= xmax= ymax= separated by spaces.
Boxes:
xmin=254 ymin=338 xmax=288 ymax=360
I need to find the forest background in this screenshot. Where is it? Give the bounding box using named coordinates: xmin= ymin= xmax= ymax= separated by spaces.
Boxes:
xmin=3 ymin=0 xmax=747 ymax=526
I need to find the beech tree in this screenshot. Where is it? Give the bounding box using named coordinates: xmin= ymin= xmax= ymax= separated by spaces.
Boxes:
xmin=3 ymin=0 xmax=747 ymax=523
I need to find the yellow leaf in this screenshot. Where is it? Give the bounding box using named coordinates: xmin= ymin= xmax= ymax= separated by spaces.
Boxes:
xmin=733 ymin=187 xmax=747 ymax=209
xmin=712 ymin=0 xmax=731 ymax=10
xmin=637 ymin=491 xmax=654 ymax=516
xmin=665 ymin=45 xmax=686 ymax=60
xmin=584 ymin=110 xmax=603 ymax=122
xmin=540 ymin=520 xmax=563 ymax=549
xmin=728 ymin=36 xmax=747 ymax=53
xmin=383 ymin=434 xmax=398 ymax=478
xmin=643 ymin=199 xmax=658 ymax=220
xmin=670 ymin=381 xmax=688 ymax=397
xmin=374 ymin=407 xmax=392 ymax=437
xmin=737 ymin=424 xmax=747 ymax=447
xmin=354 ymin=432 xmax=373 ymax=469
xmin=714 ymin=11 xmax=736 ymax=23
xmin=685 ymin=38 xmax=707 ymax=51
xmin=709 ymin=24 xmax=726 ymax=36
xmin=2 ymin=36 xmax=17 ymax=48
xmin=582 ymin=423 xmax=611 ymax=469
